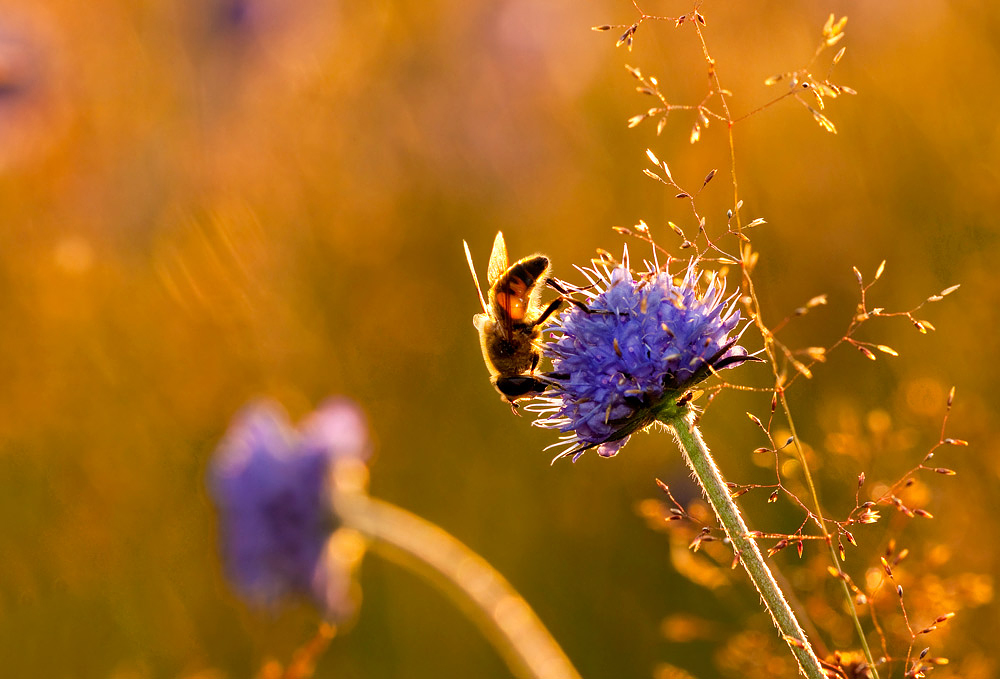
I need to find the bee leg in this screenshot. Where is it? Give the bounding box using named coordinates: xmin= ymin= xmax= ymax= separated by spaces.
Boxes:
xmin=567 ymin=298 xmax=610 ymax=314
xmin=547 ymin=281 xmax=591 ymax=313
xmin=547 ymin=277 xmax=601 ymax=295
xmin=558 ymin=297 xmax=624 ymax=317
xmin=546 ymin=277 xmax=574 ymax=295
xmin=545 ymin=278 xmax=618 ymax=316
xmin=548 ymin=277 xmax=610 ymax=297
xmin=531 ymin=297 xmax=564 ymax=328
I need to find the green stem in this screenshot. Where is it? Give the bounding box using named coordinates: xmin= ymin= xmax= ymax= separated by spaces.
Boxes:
xmin=336 ymin=492 xmax=582 ymax=679
xmin=665 ymin=410 xmax=827 ymax=679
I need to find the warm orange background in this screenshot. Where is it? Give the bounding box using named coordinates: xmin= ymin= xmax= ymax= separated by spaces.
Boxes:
xmin=1 ymin=0 xmax=996 ymax=677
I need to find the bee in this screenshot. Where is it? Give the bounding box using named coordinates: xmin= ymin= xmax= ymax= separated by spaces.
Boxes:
xmin=463 ymin=232 xmax=565 ymax=409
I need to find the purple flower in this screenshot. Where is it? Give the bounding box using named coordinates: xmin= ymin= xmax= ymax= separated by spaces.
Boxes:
xmin=529 ymin=254 xmax=756 ymax=461
xmin=0 ymin=14 xmax=69 ymax=169
xmin=209 ymin=398 xmax=369 ymax=619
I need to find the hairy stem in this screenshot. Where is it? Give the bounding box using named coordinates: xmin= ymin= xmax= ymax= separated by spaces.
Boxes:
xmin=336 ymin=492 xmax=582 ymax=679
xmin=665 ymin=410 xmax=826 ymax=679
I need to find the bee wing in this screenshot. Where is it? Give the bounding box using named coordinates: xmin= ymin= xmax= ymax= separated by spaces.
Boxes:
xmin=463 ymin=240 xmax=489 ymax=313
xmin=487 ymin=232 xmax=519 ymax=339
xmin=486 ymin=231 xmax=509 ymax=286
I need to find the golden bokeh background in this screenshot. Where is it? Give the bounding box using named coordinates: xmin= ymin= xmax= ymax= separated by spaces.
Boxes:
xmin=1 ymin=0 xmax=997 ymax=677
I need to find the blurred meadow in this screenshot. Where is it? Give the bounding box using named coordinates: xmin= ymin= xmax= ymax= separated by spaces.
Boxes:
xmin=1 ymin=0 xmax=998 ymax=677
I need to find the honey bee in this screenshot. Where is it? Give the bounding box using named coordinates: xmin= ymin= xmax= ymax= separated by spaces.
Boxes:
xmin=463 ymin=232 xmax=565 ymax=409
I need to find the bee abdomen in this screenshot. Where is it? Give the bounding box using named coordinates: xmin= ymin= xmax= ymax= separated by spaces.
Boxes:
xmin=500 ymin=256 xmax=549 ymax=294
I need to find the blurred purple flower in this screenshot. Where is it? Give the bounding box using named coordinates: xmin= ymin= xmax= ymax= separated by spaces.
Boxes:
xmin=207 ymin=0 xmax=278 ymax=42
xmin=529 ymin=254 xmax=756 ymax=461
xmin=192 ymin=0 xmax=338 ymax=64
xmin=0 ymin=13 xmax=69 ymax=169
xmin=209 ymin=397 xmax=369 ymax=619
xmin=0 ymin=33 xmax=40 ymax=101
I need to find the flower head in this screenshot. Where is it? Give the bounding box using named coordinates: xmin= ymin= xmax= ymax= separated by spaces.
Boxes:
xmin=530 ymin=255 xmax=756 ymax=460
xmin=208 ymin=397 xmax=369 ymax=619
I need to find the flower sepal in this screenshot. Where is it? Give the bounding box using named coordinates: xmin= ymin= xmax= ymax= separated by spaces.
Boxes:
xmin=652 ymin=390 xmax=694 ymax=423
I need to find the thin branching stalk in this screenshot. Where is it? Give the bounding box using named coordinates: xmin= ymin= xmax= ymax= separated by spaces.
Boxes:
xmin=336 ymin=493 xmax=582 ymax=679
xmin=665 ymin=409 xmax=826 ymax=679
xmin=689 ymin=20 xmax=879 ymax=677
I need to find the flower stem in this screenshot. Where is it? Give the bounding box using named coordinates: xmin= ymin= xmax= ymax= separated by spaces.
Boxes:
xmin=336 ymin=492 xmax=582 ymax=679
xmin=664 ymin=410 xmax=827 ymax=679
